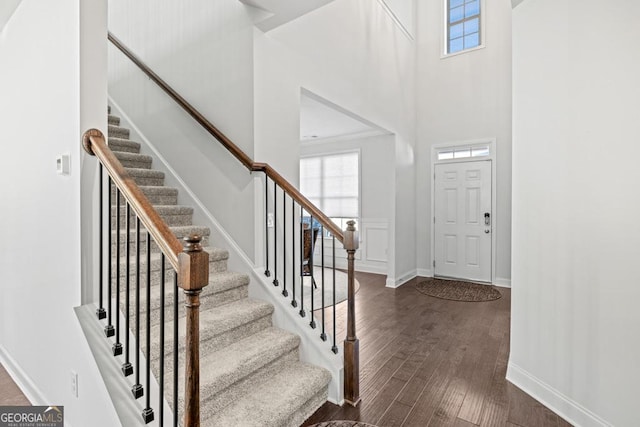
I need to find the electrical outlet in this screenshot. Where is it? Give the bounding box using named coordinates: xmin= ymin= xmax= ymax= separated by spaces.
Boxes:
xmin=267 ymin=213 xmax=274 ymax=228
xmin=71 ymin=371 xmax=78 ymax=398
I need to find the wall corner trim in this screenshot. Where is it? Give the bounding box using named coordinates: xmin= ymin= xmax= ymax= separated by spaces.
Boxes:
xmin=493 ymin=277 xmax=511 ymax=288
xmin=385 ymin=270 xmax=417 ymax=288
xmin=506 ymin=361 xmax=611 ymax=427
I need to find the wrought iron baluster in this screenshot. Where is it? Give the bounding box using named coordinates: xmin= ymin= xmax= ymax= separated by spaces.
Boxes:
xmin=320 ymin=226 xmax=326 ymax=340
xmin=132 ymin=218 xmax=143 ymax=399
xmin=122 ymin=203 xmax=133 ymax=376
xmin=105 ymin=178 xmax=115 ymax=337
xmin=113 ymin=190 xmax=123 ymax=356
xmin=142 ymin=231 xmax=154 ymax=423
xmin=264 ymin=176 xmax=270 ymax=277
xmin=299 ymin=206 xmax=305 ymax=318
xmin=309 ymin=215 xmax=316 ymax=328
xmin=97 ymin=165 xmax=106 ymax=320
xmin=332 ymin=236 xmax=338 ymax=354
xmin=159 ymin=254 xmax=166 ymax=426
xmin=173 ymin=271 xmax=179 ymax=427
xmin=273 ymin=180 xmax=279 ymax=286
xmin=291 ymin=198 xmax=297 ymax=308
xmin=282 ymin=191 xmax=288 ymax=298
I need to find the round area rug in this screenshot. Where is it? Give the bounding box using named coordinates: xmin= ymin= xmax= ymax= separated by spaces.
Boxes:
xmin=415 ymin=278 xmax=501 ymax=302
xmin=301 ymin=267 xmax=360 ymax=310
xmin=308 ymin=422 xmax=379 ymax=427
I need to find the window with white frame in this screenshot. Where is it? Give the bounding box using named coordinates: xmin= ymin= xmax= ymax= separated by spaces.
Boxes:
xmin=446 ymin=0 xmax=481 ymax=54
xmin=300 ymin=152 xmax=359 ymax=232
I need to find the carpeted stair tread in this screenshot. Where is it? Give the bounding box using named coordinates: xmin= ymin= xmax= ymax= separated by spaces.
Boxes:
xmin=108 ymin=137 xmax=140 ymax=154
xmin=148 ymin=298 xmax=274 ymax=359
xmin=198 ymin=327 xmax=300 ymax=398
xmin=113 ymin=225 xmax=210 ymax=240
xmin=108 ymin=124 xmax=130 ymax=139
xmin=115 ymin=245 xmax=228 ymax=272
xmin=118 ymin=271 xmax=250 ymax=326
xmin=198 ymin=298 xmax=273 ymax=338
xmin=108 ymin=114 xmax=120 ymax=126
xmin=113 ymin=151 xmax=152 ymax=169
xmin=111 ymin=204 xmax=194 ymax=227
xmin=123 ymin=168 xmax=164 ymax=179
xmin=203 ymin=361 xmax=332 ymax=427
xmin=136 ymin=186 xmax=178 ymax=205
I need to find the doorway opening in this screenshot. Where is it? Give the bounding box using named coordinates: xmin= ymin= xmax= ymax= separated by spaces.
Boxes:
xmin=431 ymin=139 xmax=497 ymax=283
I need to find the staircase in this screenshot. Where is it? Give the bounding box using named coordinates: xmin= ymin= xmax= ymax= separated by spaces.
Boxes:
xmin=107 ymin=110 xmax=331 ymax=426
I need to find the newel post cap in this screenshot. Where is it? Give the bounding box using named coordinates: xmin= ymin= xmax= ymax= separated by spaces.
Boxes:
xmin=343 ymin=220 xmax=359 ymax=251
xmin=178 ymin=234 xmax=209 ymax=291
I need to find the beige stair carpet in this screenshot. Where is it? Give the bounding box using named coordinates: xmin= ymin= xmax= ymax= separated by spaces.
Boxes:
xmin=105 ymin=111 xmax=330 ymax=426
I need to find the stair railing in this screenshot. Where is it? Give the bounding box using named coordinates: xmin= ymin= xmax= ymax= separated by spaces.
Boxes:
xmin=108 ymin=31 xmax=361 ymax=405
xmin=83 ymin=129 xmax=209 ymax=426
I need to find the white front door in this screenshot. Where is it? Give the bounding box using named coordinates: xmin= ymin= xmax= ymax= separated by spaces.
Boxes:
xmin=434 ymin=161 xmax=492 ymax=282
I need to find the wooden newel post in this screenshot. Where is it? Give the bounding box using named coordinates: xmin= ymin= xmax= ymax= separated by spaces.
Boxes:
xmin=343 ymin=220 xmax=360 ymax=406
xmin=178 ymin=234 xmax=209 ymax=427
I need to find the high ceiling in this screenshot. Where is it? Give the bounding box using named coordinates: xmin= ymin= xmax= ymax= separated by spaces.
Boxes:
xmin=300 ymin=91 xmax=386 ymax=142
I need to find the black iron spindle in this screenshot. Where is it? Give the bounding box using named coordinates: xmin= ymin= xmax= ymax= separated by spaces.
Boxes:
xmin=173 ymin=271 xmax=179 ymax=427
xmin=291 ymin=198 xmax=297 ymax=308
xmin=113 ymin=191 xmax=123 ymax=356
xmin=282 ymin=191 xmax=288 ymax=298
xmin=273 ymin=181 xmax=278 ymax=286
xmin=159 ymin=254 xmax=166 ymax=426
xmin=299 ymin=206 xmax=305 ymax=318
xmin=264 ymin=176 xmax=270 ymax=277
xmin=142 ymin=231 xmax=154 ymax=423
xmin=320 ymin=226 xmax=326 ymax=341
xmin=132 ymin=217 xmax=143 ymax=399
xmin=97 ymin=165 xmax=106 ymax=320
xmin=309 ymin=215 xmax=316 ymax=328
xmin=105 ymin=178 xmax=115 ymax=338
xmin=122 ymin=203 xmax=133 ymax=376
xmin=332 ymin=236 xmax=338 ymax=354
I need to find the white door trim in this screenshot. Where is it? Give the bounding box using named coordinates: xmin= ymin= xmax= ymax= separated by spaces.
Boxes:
xmin=430 ymin=138 xmax=497 ymax=283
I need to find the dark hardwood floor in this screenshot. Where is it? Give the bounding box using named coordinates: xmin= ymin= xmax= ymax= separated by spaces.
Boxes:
xmin=0 ymin=363 xmax=30 ymax=406
xmin=303 ymin=273 xmax=572 ymax=427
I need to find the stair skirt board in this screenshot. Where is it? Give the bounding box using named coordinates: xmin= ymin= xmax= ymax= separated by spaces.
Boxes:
xmin=92 ymin=112 xmax=331 ymax=426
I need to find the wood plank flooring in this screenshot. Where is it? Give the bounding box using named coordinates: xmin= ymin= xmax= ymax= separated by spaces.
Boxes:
xmin=0 ymin=363 xmax=30 ymax=406
xmin=303 ymin=273 xmax=572 ymax=427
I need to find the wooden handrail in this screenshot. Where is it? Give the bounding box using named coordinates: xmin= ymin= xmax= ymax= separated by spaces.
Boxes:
xmin=83 ymin=129 xmax=183 ymax=270
xmin=84 ymin=128 xmax=209 ymax=425
xmin=108 ymin=32 xmax=344 ymax=243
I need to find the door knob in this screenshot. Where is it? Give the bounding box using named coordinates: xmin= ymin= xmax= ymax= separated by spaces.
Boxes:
xmin=485 ymin=229 xmax=490 ymax=234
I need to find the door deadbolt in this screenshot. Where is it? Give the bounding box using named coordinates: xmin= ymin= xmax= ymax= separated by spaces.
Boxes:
xmin=484 ymin=212 xmax=491 ymax=226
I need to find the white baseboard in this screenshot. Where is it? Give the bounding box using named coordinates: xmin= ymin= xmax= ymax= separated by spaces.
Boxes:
xmin=493 ymin=277 xmax=511 ymax=288
xmin=416 ymin=268 xmax=433 ymax=278
xmin=0 ymin=344 xmax=42 ymax=405
xmin=506 ymin=361 xmax=611 ymax=427
xmin=385 ymin=270 xmax=416 ymax=288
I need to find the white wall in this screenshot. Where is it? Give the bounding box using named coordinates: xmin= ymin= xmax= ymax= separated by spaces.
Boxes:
xmin=254 ymin=0 xmax=416 ymax=284
xmin=380 ymin=0 xmax=415 ymax=38
xmin=0 ymin=1 xmax=120 ymax=426
xmin=108 ymin=0 xmax=258 ymax=259
xmin=300 ymin=134 xmax=395 ymax=274
xmin=416 ymin=0 xmax=512 ymax=284
xmin=510 ymin=1 xmax=640 ymax=425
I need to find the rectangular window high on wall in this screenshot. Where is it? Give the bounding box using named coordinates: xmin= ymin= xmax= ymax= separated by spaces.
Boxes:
xmin=447 ymin=0 xmax=481 ymax=54
xmin=300 ymin=151 xmax=359 ymax=231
